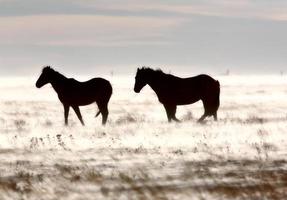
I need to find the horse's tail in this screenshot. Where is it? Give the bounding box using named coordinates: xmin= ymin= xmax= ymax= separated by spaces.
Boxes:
xmin=214 ymin=80 xmax=220 ymax=110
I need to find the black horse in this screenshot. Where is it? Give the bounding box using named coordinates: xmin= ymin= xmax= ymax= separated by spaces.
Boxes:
xmin=36 ymin=66 xmax=112 ymax=125
xmin=134 ymin=67 xmax=220 ymax=122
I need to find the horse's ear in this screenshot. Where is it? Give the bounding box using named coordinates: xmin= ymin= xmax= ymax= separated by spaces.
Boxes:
xmin=42 ymin=66 xmax=54 ymax=73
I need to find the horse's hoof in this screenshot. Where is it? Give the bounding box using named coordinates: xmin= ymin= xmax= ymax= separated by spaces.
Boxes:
xmin=198 ymin=120 xmax=206 ymax=125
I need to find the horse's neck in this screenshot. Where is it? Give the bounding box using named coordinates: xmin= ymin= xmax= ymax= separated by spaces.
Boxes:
xmin=50 ymin=73 xmax=68 ymax=94
xmin=147 ymin=73 xmax=164 ymax=93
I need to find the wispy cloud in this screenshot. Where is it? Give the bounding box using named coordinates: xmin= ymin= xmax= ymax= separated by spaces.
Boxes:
xmin=1 ymin=0 xmax=287 ymax=21
xmin=91 ymin=1 xmax=287 ymax=21
xmin=0 ymin=0 xmax=286 ymax=75
xmin=0 ymin=15 xmax=184 ymax=46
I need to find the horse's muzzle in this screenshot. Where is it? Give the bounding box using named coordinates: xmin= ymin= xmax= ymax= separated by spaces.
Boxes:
xmin=35 ymin=82 xmax=42 ymax=88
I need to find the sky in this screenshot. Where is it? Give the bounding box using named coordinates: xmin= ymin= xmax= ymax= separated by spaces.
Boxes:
xmin=0 ymin=0 xmax=287 ymax=76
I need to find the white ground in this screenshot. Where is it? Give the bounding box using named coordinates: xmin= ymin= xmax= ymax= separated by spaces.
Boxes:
xmin=0 ymin=75 xmax=287 ymax=200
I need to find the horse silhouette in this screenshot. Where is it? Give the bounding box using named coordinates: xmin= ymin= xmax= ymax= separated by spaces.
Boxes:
xmin=134 ymin=67 xmax=220 ymax=122
xmin=36 ymin=66 xmax=112 ymax=125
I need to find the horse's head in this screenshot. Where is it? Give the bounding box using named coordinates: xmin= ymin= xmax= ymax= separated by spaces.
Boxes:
xmin=36 ymin=66 xmax=55 ymax=88
xmin=134 ymin=67 xmax=149 ymax=93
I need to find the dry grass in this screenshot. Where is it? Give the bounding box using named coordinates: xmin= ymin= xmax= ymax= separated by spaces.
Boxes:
xmin=0 ymin=75 xmax=287 ymax=199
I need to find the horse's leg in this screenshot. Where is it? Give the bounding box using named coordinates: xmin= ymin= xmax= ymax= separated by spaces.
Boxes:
xmin=163 ymin=104 xmax=176 ymax=122
xmin=198 ymin=114 xmax=207 ymax=123
xmin=198 ymin=99 xmax=209 ymax=123
xmin=170 ymin=105 xmax=180 ymax=122
xmin=163 ymin=104 xmax=171 ymax=122
xmin=98 ymin=102 xmax=109 ymax=125
xmin=63 ymin=104 xmax=70 ymax=126
xmin=213 ymin=112 xmax=218 ymax=121
xmin=72 ymin=106 xmax=85 ymax=126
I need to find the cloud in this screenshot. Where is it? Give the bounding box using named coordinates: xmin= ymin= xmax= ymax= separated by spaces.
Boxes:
xmin=0 ymin=0 xmax=287 ymax=75
xmin=1 ymin=0 xmax=287 ymax=22
xmin=0 ymin=15 xmax=184 ymax=46
xmin=84 ymin=0 xmax=287 ymax=21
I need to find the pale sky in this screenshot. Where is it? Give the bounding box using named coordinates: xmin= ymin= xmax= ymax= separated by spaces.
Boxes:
xmin=0 ymin=0 xmax=287 ymax=76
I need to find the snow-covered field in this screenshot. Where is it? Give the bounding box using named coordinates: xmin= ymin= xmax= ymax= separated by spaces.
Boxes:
xmin=0 ymin=75 xmax=287 ymax=200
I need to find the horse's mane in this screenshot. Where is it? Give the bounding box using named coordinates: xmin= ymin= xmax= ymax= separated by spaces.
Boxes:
xmin=42 ymin=66 xmax=52 ymax=73
xmin=42 ymin=66 xmax=67 ymax=80
xmin=140 ymin=67 xmax=177 ymax=79
xmin=141 ymin=67 xmax=163 ymax=75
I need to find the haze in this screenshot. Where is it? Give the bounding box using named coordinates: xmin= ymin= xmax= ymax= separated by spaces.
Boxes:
xmin=0 ymin=0 xmax=286 ymax=76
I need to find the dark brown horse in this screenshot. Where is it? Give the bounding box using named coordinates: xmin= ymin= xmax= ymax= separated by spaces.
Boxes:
xmin=36 ymin=66 xmax=112 ymax=125
xmin=134 ymin=67 xmax=220 ymax=122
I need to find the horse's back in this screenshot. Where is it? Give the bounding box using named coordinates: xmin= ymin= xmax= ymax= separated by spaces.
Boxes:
xmin=63 ymin=77 xmax=112 ymax=105
xmin=80 ymin=78 xmax=112 ymax=97
xmin=167 ymin=74 xmax=219 ymax=105
xmin=185 ymin=74 xmax=216 ymax=83
xmin=183 ymin=74 xmax=218 ymax=89
xmin=188 ymin=74 xmax=220 ymax=106
xmin=155 ymin=74 xmax=217 ymax=105
xmin=70 ymin=78 xmax=112 ymax=91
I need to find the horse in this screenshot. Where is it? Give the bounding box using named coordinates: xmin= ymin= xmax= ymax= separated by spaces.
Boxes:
xmin=36 ymin=66 xmax=112 ymax=125
xmin=134 ymin=67 xmax=220 ymax=122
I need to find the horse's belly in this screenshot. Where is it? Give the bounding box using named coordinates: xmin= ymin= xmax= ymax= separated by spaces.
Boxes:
xmin=59 ymin=94 xmax=96 ymax=106
xmin=72 ymin=97 xmax=96 ymax=105
xmin=159 ymin=94 xmax=200 ymax=105
xmin=176 ymin=98 xmax=200 ymax=105
xmin=173 ymin=93 xmax=200 ymax=105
